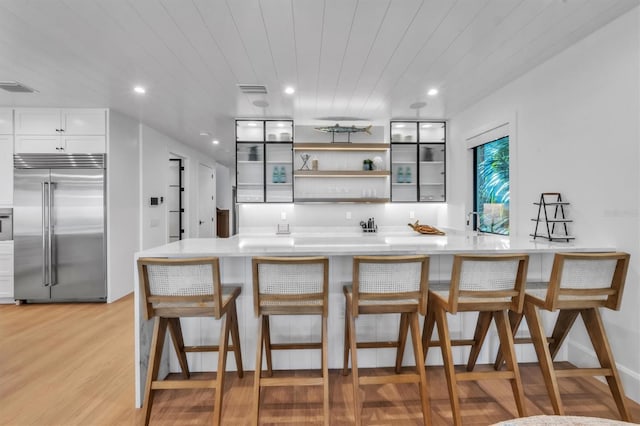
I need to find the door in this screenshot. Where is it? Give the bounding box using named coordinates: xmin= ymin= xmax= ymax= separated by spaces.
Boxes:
xmin=49 ymin=169 xmax=106 ymax=300
xmin=14 ymin=169 xmax=51 ymax=300
xmin=198 ymin=163 xmax=215 ymax=238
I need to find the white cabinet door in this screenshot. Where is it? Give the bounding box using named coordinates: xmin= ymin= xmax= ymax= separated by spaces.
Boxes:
xmin=15 ymin=135 xmax=61 ymax=153
xmin=0 ymin=108 xmax=13 ymax=134
xmin=14 ymin=109 xmax=61 ymax=135
xmin=0 ymin=243 xmax=13 ymax=300
xmin=0 ymin=136 xmax=13 ymax=205
xmin=63 ymin=135 xmax=105 ymax=153
xmin=62 ymin=109 xmax=106 ymax=135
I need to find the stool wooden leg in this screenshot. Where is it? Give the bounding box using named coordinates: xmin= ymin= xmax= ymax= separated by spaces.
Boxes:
xmin=213 ymin=312 xmax=230 ymax=426
xmin=143 ymin=317 xmax=168 ymax=426
xmin=494 ymin=309 xmax=526 ymax=417
xmin=252 ymin=316 xmax=264 ymax=426
xmin=229 ymin=301 xmax=244 ymax=378
xmin=421 ymin=304 xmax=436 ymax=361
xmin=548 ymin=310 xmax=579 ymax=360
xmin=347 ymin=305 xmax=362 ymax=425
xmin=409 ymin=312 xmax=432 ymax=425
xmin=581 ymin=308 xmax=632 ymax=422
xmin=343 ymin=298 xmax=350 ymax=376
xmin=167 ymin=317 xmax=190 ymax=379
xmin=524 ymin=302 xmax=563 ymax=415
xmin=321 ymin=315 xmax=330 ymax=426
xmin=395 ymin=312 xmax=410 ymax=373
xmin=434 ymin=306 xmax=461 ymax=426
xmin=494 ymin=311 xmax=524 ymax=370
xmin=467 ymin=311 xmax=493 ymax=372
xmin=263 ymin=316 xmax=273 ymax=377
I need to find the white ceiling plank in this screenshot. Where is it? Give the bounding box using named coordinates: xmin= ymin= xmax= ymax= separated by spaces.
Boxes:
xmin=315 ymin=0 xmax=359 ymax=118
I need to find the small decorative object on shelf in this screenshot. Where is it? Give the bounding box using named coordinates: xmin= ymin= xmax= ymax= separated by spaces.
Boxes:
xmin=408 ymin=221 xmax=445 ymax=235
xmin=530 ymin=192 xmax=574 ymax=242
xmin=397 ymin=167 xmax=404 ymax=183
xmin=372 ymin=156 xmax=383 ymax=170
xmin=362 ymin=159 xmax=373 ymax=170
xmin=360 ymin=218 xmax=378 ymax=233
xmin=299 ymin=153 xmax=311 ymax=170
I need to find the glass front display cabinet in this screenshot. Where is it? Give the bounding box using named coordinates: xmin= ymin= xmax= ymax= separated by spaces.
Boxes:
xmin=390 ymin=121 xmax=446 ymax=202
xmin=236 ymin=119 xmax=293 ymax=203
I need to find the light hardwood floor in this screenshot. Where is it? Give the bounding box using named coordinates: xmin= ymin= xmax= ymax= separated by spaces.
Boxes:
xmin=1 ymin=295 xmax=638 ymax=425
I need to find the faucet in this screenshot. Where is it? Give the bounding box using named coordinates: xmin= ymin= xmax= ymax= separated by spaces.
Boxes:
xmin=466 ymin=212 xmax=480 ymax=235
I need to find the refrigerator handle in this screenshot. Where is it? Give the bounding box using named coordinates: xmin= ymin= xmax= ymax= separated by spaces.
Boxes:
xmin=48 ymin=181 xmax=55 ymax=286
xmin=42 ymin=182 xmax=49 ymax=287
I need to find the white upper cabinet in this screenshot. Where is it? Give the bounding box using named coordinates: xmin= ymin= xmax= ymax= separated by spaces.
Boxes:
xmin=14 ymin=108 xmax=106 ymax=154
xmin=15 ymin=108 xmax=106 ymax=135
xmin=61 ymin=109 xmax=106 ymax=135
xmin=0 ymin=136 xmax=13 ymax=206
xmin=0 ymin=109 xmax=13 ymax=134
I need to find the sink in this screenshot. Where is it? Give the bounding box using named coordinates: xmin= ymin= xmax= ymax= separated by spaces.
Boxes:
xmin=384 ymin=235 xmax=447 ymax=246
xmin=294 ymin=235 xmax=387 ymax=248
xmin=238 ymin=236 xmax=294 ymax=248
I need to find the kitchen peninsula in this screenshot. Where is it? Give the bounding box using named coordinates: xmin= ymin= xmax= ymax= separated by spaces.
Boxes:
xmin=133 ymin=230 xmax=614 ymax=405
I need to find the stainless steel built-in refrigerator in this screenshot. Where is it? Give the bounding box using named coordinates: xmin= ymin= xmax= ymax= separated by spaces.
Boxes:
xmin=14 ymin=154 xmax=106 ymax=302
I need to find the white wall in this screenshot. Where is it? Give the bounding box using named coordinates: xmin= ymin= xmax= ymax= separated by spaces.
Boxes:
xmin=448 ymin=7 xmax=640 ymax=401
xmin=139 ymin=124 xmax=218 ymax=249
xmin=106 ymin=110 xmax=140 ymax=302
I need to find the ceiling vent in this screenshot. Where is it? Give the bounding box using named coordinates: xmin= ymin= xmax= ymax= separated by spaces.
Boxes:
xmin=237 ymin=84 xmax=267 ymax=94
xmin=0 ymin=81 xmax=38 ymax=93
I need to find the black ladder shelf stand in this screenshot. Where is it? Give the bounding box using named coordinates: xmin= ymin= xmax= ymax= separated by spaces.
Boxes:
xmin=530 ymin=193 xmax=575 ymax=242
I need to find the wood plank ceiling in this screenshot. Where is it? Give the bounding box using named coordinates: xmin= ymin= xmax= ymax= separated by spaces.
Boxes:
xmin=0 ymin=0 xmax=636 ymax=166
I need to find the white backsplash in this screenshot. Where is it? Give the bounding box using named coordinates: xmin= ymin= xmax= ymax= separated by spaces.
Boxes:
xmin=239 ymin=203 xmax=450 ymax=234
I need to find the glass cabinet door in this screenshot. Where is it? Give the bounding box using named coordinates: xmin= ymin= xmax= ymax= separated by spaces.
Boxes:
xmin=236 ymin=142 xmax=264 ymax=202
xmin=236 ymin=120 xmax=264 ymax=142
xmin=391 ymin=122 xmax=417 ymax=143
xmin=418 ymin=143 xmax=445 ymax=202
xmin=391 ymin=144 xmax=417 ymax=202
xmin=266 ymin=143 xmax=293 ymax=202
xmin=265 ymin=121 xmax=293 ymax=142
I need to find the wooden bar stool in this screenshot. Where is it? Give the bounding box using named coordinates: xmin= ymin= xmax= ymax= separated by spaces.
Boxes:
xmin=251 ymin=256 xmax=330 ymax=426
xmin=492 ymin=252 xmax=632 ymax=421
xmin=343 ymin=255 xmax=431 ymax=425
xmin=137 ymin=257 xmax=243 ymax=426
xmin=422 ymin=254 xmax=529 ymax=425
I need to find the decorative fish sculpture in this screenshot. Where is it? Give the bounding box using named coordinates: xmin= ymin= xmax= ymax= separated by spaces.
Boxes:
xmin=314 ymin=123 xmax=372 ymax=135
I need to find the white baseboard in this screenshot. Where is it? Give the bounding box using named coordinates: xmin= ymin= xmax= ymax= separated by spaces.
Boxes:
xmin=568 ymin=340 xmax=640 ymax=404
xmin=0 ymin=297 xmax=15 ymax=304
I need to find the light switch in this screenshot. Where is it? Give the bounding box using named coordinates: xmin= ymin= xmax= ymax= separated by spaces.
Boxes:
xmin=346 ymin=211 xmax=352 ymax=220
xmin=280 ymin=211 xmax=287 ymax=220
xmin=409 ymin=211 xmax=415 ymax=219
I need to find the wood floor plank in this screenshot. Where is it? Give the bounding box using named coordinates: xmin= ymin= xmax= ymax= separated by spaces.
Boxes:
xmin=1 ymin=295 xmax=638 ymax=425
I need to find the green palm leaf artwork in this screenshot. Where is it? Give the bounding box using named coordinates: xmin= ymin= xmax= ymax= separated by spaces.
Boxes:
xmin=475 ymin=136 xmax=509 ymax=235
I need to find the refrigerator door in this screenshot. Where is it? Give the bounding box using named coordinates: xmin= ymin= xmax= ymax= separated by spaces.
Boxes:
xmin=14 ymin=169 xmax=51 ymax=300
xmin=49 ymin=169 xmax=106 ymax=300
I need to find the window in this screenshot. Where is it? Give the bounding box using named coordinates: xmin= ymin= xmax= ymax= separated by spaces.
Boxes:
xmin=474 ymin=136 xmax=509 ymax=235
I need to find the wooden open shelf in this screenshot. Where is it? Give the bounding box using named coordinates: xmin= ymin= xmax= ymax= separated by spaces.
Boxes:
xmin=293 ymin=143 xmax=389 ymax=151
xmin=294 ymin=197 xmax=389 ymax=203
xmin=294 ymin=170 xmax=390 ymax=177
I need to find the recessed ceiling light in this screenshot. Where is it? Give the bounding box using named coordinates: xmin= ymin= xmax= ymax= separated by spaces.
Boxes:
xmin=427 ymin=88 xmax=438 ymax=96
xmin=133 ymin=86 xmax=146 ymax=94
xmin=421 ymin=123 xmax=433 ymax=128
xmin=212 ymin=139 xmax=220 ymax=145
xmin=284 ymin=86 xmax=295 ymax=95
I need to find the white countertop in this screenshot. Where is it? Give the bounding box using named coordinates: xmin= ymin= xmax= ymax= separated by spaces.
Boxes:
xmin=137 ymin=230 xmax=613 ymax=258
